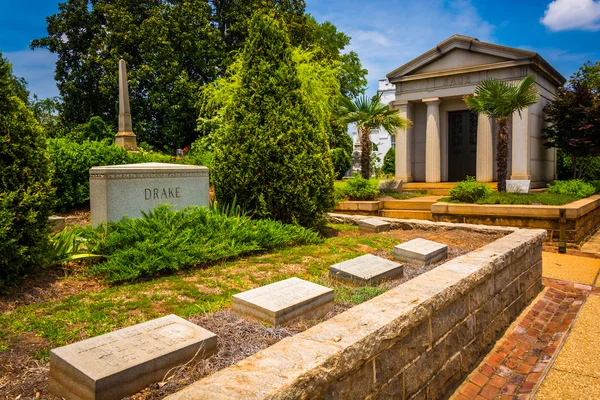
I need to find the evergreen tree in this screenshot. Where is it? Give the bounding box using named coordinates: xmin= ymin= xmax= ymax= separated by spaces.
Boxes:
xmin=212 ymin=13 xmax=334 ymax=227
xmin=0 ymin=53 xmax=54 ymax=291
xmin=382 ymin=147 xmax=395 ymax=175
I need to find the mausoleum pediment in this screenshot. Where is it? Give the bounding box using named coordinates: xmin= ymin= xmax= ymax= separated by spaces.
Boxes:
xmin=406 ymin=48 xmax=510 ymax=75
xmin=387 ymin=34 xmax=565 ymax=86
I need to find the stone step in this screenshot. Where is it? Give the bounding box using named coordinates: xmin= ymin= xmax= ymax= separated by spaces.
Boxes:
xmin=378 ymin=209 xmax=433 ymax=220
xmin=381 ymin=200 xmax=437 ymax=210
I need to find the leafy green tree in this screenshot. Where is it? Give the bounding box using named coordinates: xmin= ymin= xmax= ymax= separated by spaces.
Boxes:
xmin=543 ymin=67 xmax=600 ymax=179
xmin=212 ymin=13 xmax=334 ymax=227
xmin=30 ymin=95 xmax=64 ymax=138
xmin=382 ymin=147 xmax=395 ymax=175
xmin=32 ymin=0 xmax=221 ymax=150
xmin=464 ymin=76 xmax=539 ymax=192
xmin=0 ymin=53 xmax=54 ymax=291
xmin=338 ymin=94 xmax=409 ymax=179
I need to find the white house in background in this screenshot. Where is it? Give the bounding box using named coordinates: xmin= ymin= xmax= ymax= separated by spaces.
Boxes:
xmin=348 ymin=79 xmax=397 ymax=172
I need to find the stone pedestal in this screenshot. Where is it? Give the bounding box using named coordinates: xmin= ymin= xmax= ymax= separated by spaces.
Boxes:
xmin=423 ymin=98 xmax=441 ymax=183
xmin=330 ymin=254 xmax=403 ymax=285
xmin=89 ymin=163 xmax=209 ymax=226
xmin=115 ymin=133 xmax=138 ymax=152
xmin=232 ymin=278 xmax=334 ymax=326
xmin=49 ymin=315 xmax=217 ymax=400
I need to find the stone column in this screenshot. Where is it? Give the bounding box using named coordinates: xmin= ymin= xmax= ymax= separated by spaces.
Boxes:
xmin=394 ymin=101 xmax=413 ymax=182
xmin=115 ymin=59 xmax=138 ymax=151
xmin=423 ymin=97 xmax=441 ymax=183
xmin=476 ymin=113 xmax=494 ymax=182
xmin=511 ymin=108 xmax=530 ymax=180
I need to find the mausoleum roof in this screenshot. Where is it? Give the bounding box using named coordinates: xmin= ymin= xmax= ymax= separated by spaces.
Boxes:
xmin=387 ymin=34 xmax=566 ymax=87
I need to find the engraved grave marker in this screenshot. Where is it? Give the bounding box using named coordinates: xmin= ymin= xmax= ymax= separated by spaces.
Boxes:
xmin=232 ymin=277 xmax=334 ymax=326
xmin=330 ymin=254 xmax=403 ymax=285
xmin=358 ymin=217 xmax=392 ymax=233
xmin=49 ymin=314 xmax=217 ymax=400
xmin=393 ymin=238 xmax=448 ymax=266
xmin=89 ymin=162 xmax=209 ymax=226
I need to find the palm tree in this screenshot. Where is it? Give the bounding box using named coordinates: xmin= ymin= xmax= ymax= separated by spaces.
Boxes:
xmin=463 ymin=75 xmax=539 ymax=192
xmin=338 ymin=94 xmax=410 ymax=179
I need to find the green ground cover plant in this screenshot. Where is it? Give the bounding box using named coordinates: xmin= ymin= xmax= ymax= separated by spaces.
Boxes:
xmin=449 ymin=176 xmax=492 ymax=203
xmin=79 ymin=204 xmax=321 ymax=283
xmin=547 ymin=180 xmax=596 ymax=198
xmin=472 ymin=192 xmax=578 ymax=206
xmin=343 ymin=174 xmax=379 ymax=200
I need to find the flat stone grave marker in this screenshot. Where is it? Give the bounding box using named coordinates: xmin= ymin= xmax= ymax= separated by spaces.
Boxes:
xmin=232 ymin=277 xmax=334 ymax=326
xmin=506 ymin=180 xmax=531 ymax=193
xmin=49 ymin=314 xmax=217 ymax=400
xmin=394 ymin=238 xmax=448 ymax=266
xmin=358 ymin=217 xmax=391 ymax=233
xmin=330 ymin=254 xmax=403 ymax=285
xmin=89 ymin=162 xmax=209 ymax=227
xmin=48 ymin=216 xmax=66 ymax=232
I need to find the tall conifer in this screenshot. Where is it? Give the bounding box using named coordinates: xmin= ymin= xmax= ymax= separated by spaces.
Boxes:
xmin=212 ymin=13 xmax=334 ymax=227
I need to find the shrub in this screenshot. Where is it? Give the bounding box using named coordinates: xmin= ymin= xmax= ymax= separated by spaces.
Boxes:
xmin=382 ymin=147 xmax=395 ymax=175
xmin=0 ymin=54 xmax=54 ymax=291
xmin=547 ymin=180 xmax=596 ymax=198
xmin=212 ymin=14 xmax=334 ymax=227
xmin=48 ymin=138 xmax=131 ymax=210
xmin=344 ymin=174 xmax=379 ymax=200
xmin=331 ymin=147 xmax=351 ymax=179
xmin=69 ymin=116 xmax=114 ymax=143
xmin=79 ymin=204 xmax=322 ymax=282
xmin=449 ymin=176 xmax=492 ymax=203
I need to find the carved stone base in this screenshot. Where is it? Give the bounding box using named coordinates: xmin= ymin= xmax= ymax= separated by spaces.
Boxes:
xmin=115 ymin=133 xmax=138 ymax=152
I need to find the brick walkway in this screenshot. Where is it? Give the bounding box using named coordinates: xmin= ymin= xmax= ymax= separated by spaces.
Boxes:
xmin=451 ymin=278 xmax=589 ymax=400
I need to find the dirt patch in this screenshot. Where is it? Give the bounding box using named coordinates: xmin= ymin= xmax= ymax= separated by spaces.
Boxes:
xmin=0 ymin=268 xmax=107 ymax=314
xmin=56 ymin=205 xmax=91 ymax=228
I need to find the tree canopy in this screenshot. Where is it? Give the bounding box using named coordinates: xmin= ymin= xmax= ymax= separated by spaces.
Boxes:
xmin=32 ymin=0 xmax=367 ymax=151
xmin=543 ymin=65 xmax=600 ymax=179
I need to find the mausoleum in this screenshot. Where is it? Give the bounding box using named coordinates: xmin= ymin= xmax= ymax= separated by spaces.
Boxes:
xmin=387 ymin=35 xmax=566 ymax=187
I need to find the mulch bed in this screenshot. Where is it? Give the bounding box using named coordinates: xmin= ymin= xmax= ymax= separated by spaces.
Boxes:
xmin=0 ymin=215 xmax=504 ymax=400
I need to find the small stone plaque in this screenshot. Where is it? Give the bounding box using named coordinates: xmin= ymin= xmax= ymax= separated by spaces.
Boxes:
xmin=330 ymin=254 xmax=403 ymax=285
xmin=377 ymin=179 xmax=403 ymax=193
xmin=394 ymin=238 xmax=448 ymax=266
xmin=358 ymin=217 xmax=391 ymax=233
xmin=506 ymin=180 xmax=531 ymax=194
xmin=49 ymin=314 xmax=217 ymax=400
xmin=232 ymin=277 xmax=334 ymax=326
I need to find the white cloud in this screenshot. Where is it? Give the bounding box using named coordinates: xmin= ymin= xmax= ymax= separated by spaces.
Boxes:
xmin=307 ymin=0 xmax=495 ymax=94
xmin=3 ymin=48 xmax=58 ymax=99
xmin=541 ymin=0 xmax=600 ymax=31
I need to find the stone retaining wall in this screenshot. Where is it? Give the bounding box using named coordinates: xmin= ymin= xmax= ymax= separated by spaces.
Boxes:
xmin=167 ymin=228 xmax=545 ymax=400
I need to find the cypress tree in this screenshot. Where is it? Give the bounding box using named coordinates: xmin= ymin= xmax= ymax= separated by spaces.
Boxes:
xmin=212 ymin=13 xmax=334 ymax=227
xmin=0 ymin=53 xmax=54 ymax=290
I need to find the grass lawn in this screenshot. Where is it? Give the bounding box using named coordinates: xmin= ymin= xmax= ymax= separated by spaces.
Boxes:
xmin=0 ymin=224 xmax=397 ymax=357
xmin=440 ymin=192 xmax=580 ymax=206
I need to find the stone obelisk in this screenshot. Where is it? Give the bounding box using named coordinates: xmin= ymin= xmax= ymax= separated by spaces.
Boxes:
xmin=115 ymin=59 xmax=138 ymax=151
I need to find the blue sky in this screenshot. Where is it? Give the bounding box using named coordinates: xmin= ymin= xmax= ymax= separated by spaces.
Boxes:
xmin=1 ymin=0 xmax=600 ymax=99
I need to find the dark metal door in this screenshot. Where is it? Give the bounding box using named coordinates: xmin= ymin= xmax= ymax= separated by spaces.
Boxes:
xmin=448 ymin=110 xmax=477 ymax=182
